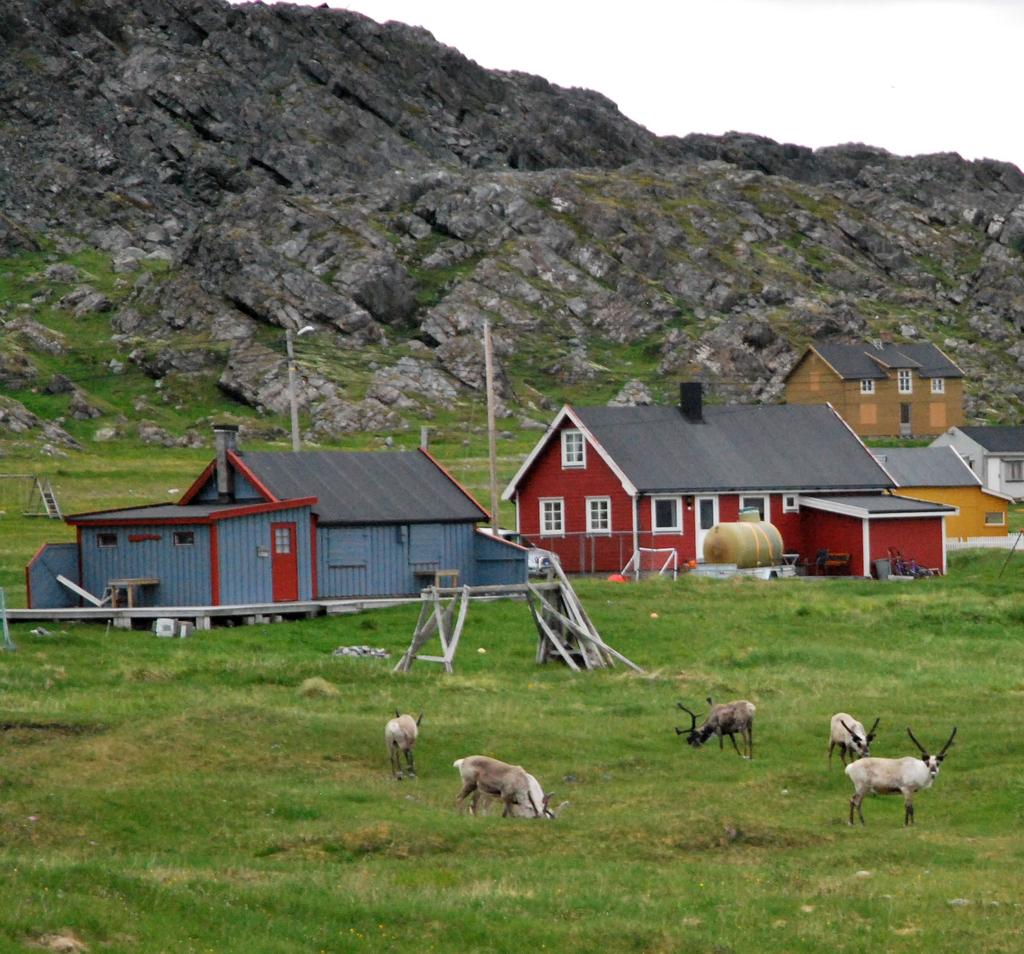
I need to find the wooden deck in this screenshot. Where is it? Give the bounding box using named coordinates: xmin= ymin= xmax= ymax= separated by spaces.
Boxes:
xmin=6 ymin=596 xmax=422 ymax=629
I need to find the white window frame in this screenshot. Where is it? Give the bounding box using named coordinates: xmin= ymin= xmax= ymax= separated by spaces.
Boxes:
xmin=539 ymin=498 xmax=565 ymax=536
xmin=860 ymin=379 xmax=875 ymax=394
xmin=96 ymin=532 xmax=118 ymax=549
xmin=560 ymin=429 xmax=586 ymax=468
xmin=931 ymin=377 xmax=945 ymax=394
xmin=586 ymin=496 xmax=611 ymax=534
xmin=782 ymin=494 xmax=799 ymax=513
xmin=1006 ymin=460 xmax=1024 ymax=482
xmin=651 ymin=495 xmax=682 ymax=534
xmin=740 ymin=495 xmax=770 ymax=522
xmin=984 ymin=511 xmax=1006 ymax=526
xmin=898 ymin=369 xmax=913 ymax=394
xmin=173 ymin=530 xmax=195 ymax=547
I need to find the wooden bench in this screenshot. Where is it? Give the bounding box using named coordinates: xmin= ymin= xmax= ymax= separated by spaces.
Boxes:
xmin=823 ymin=552 xmax=851 ymax=575
xmin=107 ymin=578 xmax=159 ymax=608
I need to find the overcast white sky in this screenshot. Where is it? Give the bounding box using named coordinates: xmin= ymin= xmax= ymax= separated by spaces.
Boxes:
xmin=257 ymin=0 xmax=1023 ymax=170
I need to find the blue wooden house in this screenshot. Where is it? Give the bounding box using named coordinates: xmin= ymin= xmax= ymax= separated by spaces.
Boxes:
xmin=27 ymin=426 xmax=526 ymax=609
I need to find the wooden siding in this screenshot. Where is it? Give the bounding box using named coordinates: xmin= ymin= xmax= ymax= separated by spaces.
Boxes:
xmin=472 ymin=532 xmax=528 ymax=587
xmin=80 ymin=523 xmax=213 ymax=606
xmin=316 ymin=521 xmax=483 ymax=597
xmin=192 ymin=470 xmax=266 ymax=503
xmin=786 ymin=350 xmax=964 ymax=437
xmin=801 ymin=509 xmax=866 ymax=575
xmin=216 ymin=505 xmax=314 ymax=605
xmin=26 ymin=543 xmax=79 ymax=609
xmin=868 ymin=517 xmax=945 ymax=574
xmin=517 ymin=420 xmax=634 ymax=572
xmin=891 ymin=485 xmax=1008 ymax=539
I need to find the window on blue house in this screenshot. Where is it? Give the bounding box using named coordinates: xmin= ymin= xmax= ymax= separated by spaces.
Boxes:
xmin=173 ymin=531 xmax=195 ymax=547
xmin=97 ymin=533 xmax=118 ymax=548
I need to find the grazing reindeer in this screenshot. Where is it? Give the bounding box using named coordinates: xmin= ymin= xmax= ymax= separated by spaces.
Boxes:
xmin=829 ymin=713 xmax=880 ymax=767
xmin=675 ymin=697 xmax=756 ymax=759
xmin=453 ymin=756 xmax=558 ymax=819
xmin=385 ymin=710 xmax=422 ymax=780
xmin=845 ymin=726 xmax=957 ymax=826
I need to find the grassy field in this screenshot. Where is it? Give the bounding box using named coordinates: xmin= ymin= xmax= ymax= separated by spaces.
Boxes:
xmin=1 ymin=551 xmax=1023 ymax=953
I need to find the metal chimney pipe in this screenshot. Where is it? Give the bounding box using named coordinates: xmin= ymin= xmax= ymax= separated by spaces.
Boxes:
xmin=213 ymin=424 xmax=239 ymax=503
xmin=679 ymin=382 xmax=704 ymax=423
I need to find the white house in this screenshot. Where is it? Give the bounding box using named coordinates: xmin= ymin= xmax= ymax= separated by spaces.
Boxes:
xmin=931 ymin=426 xmax=1024 ymax=501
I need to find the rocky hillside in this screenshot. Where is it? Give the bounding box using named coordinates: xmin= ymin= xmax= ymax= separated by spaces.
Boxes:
xmin=2 ymin=0 xmax=1024 ymax=453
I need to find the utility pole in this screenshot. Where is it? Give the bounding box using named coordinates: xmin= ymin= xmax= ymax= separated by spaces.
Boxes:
xmin=483 ymin=320 xmax=500 ymax=532
xmin=286 ymin=325 xmax=315 ymax=453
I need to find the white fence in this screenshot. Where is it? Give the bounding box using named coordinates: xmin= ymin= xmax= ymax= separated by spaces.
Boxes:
xmin=946 ymin=534 xmax=1022 ymax=551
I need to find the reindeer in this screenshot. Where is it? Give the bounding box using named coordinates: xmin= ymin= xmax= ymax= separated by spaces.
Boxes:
xmin=675 ymin=697 xmax=756 ymax=759
xmin=453 ymin=756 xmax=559 ymax=819
xmin=829 ymin=713 xmax=880 ymax=767
xmin=385 ymin=710 xmax=421 ymax=780
xmin=845 ymin=726 xmax=957 ymax=826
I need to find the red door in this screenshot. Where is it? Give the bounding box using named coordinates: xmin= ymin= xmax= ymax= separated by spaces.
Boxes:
xmin=271 ymin=522 xmax=299 ymax=602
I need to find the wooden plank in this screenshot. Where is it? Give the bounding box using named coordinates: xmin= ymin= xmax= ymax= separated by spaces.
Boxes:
xmin=56 ymin=575 xmax=107 ymax=607
xmin=526 ymin=584 xmax=582 ymax=671
xmin=530 ymin=602 xmax=581 ymax=672
xmin=443 ymin=587 xmax=471 ymax=673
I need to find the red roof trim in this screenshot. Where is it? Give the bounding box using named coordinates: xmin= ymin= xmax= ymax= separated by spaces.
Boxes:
xmin=229 ymin=451 xmax=278 ymax=502
xmin=417 ymin=447 xmax=490 ymax=520
xmin=209 ymin=497 xmax=317 ymax=522
xmin=67 ymin=498 xmax=318 ymax=528
xmin=178 ymin=460 xmax=217 ymax=505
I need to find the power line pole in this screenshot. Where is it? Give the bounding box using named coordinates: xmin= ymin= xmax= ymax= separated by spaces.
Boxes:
xmin=483 ymin=320 xmax=500 ymax=532
xmin=285 ymin=325 xmax=315 ymax=453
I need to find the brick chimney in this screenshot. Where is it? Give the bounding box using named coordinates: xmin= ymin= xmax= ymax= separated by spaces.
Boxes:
xmin=213 ymin=424 xmax=239 ymax=503
xmin=679 ymin=382 xmax=704 ymax=423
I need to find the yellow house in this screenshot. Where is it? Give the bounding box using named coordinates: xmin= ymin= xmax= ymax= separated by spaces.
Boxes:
xmin=874 ymin=447 xmax=1010 ymax=539
xmin=785 ymin=341 xmax=964 ymax=438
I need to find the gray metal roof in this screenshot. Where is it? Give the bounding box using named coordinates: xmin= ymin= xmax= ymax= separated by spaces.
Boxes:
xmin=958 ymin=426 xmax=1024 ymax=453
xmin=573 ymin=403 xmax=892 ymax=493
xmin=812 ymin=341 xmax=962 ymax=380
xmin=239 ymin=449 xmax=488 ymax=525
xmin=802 ymin=494 xmax=956 ymax=515
xmin=70 ymin=503 xmax=247 ymax=523
xmin=872 ymin=447 xmax=979 ymax=488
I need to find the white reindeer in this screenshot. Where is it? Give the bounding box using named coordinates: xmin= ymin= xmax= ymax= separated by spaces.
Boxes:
xmin=845 ymin=726 xmax=957 ymax=826
xmin=829 ymin=713 xmax=880 ymax=767
xmin=675 ymin=697 xmax=756 ymax=758
xmin=385 ymin=710 xmax=421 ymax=780
xmin=453 ymin=756 xmax=559 ymax=819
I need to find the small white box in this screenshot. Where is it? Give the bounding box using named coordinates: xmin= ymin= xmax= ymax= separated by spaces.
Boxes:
xmin=154 ymin=618 xmax=176 ymax=637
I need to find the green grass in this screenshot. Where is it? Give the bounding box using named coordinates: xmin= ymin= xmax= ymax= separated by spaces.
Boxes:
xmin=1 ymin=554 xmax=1024 ymax=952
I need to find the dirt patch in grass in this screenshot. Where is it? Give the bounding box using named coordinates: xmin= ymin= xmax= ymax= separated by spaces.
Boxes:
xmin=1 ymin=721 xmax=104 ymax=736
xmin=258 ymin=824 xmax=455 ymax=862
xmin=25 ymin=929 xmax=89 ymax=952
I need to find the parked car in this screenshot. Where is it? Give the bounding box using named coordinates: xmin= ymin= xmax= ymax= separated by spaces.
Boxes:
xmin=527 ymin=547 xmax=556 ymax=576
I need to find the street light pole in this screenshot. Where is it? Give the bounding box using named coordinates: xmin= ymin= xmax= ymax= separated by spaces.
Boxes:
xmin=286 ymin=325 xmax=315 ymax=453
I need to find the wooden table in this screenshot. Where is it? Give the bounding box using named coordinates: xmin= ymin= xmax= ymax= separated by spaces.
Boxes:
xmin=108 ymin=578 xmax=159 ymax=608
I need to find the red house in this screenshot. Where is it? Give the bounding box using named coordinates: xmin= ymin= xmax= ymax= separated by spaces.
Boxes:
xmin=504 ymin=385 xmax=955 ymax=576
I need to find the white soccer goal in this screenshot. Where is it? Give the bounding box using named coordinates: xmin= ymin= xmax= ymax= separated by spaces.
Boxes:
xmin=621 ymin=547 xmax=679 ymax=580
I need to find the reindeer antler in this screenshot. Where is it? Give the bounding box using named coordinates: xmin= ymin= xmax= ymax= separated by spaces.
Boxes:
xmin=937 ymin=726 xmax=957 ymax=756
xmin=675 ymin=703 xmax=699 ymax=732
xmin=906 ymin=726 xmax=928 ymax=756
xmin=867 ymin=717 xmax=881 ymax=737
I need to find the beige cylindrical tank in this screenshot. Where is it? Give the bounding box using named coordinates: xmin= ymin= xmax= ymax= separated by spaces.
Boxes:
xmin=702 ymin=508 xmax=783 ymax=568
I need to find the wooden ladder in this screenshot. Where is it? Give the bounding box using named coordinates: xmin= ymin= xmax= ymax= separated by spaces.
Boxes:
xmin=25 ymin=477 xmax=62 ymax=519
